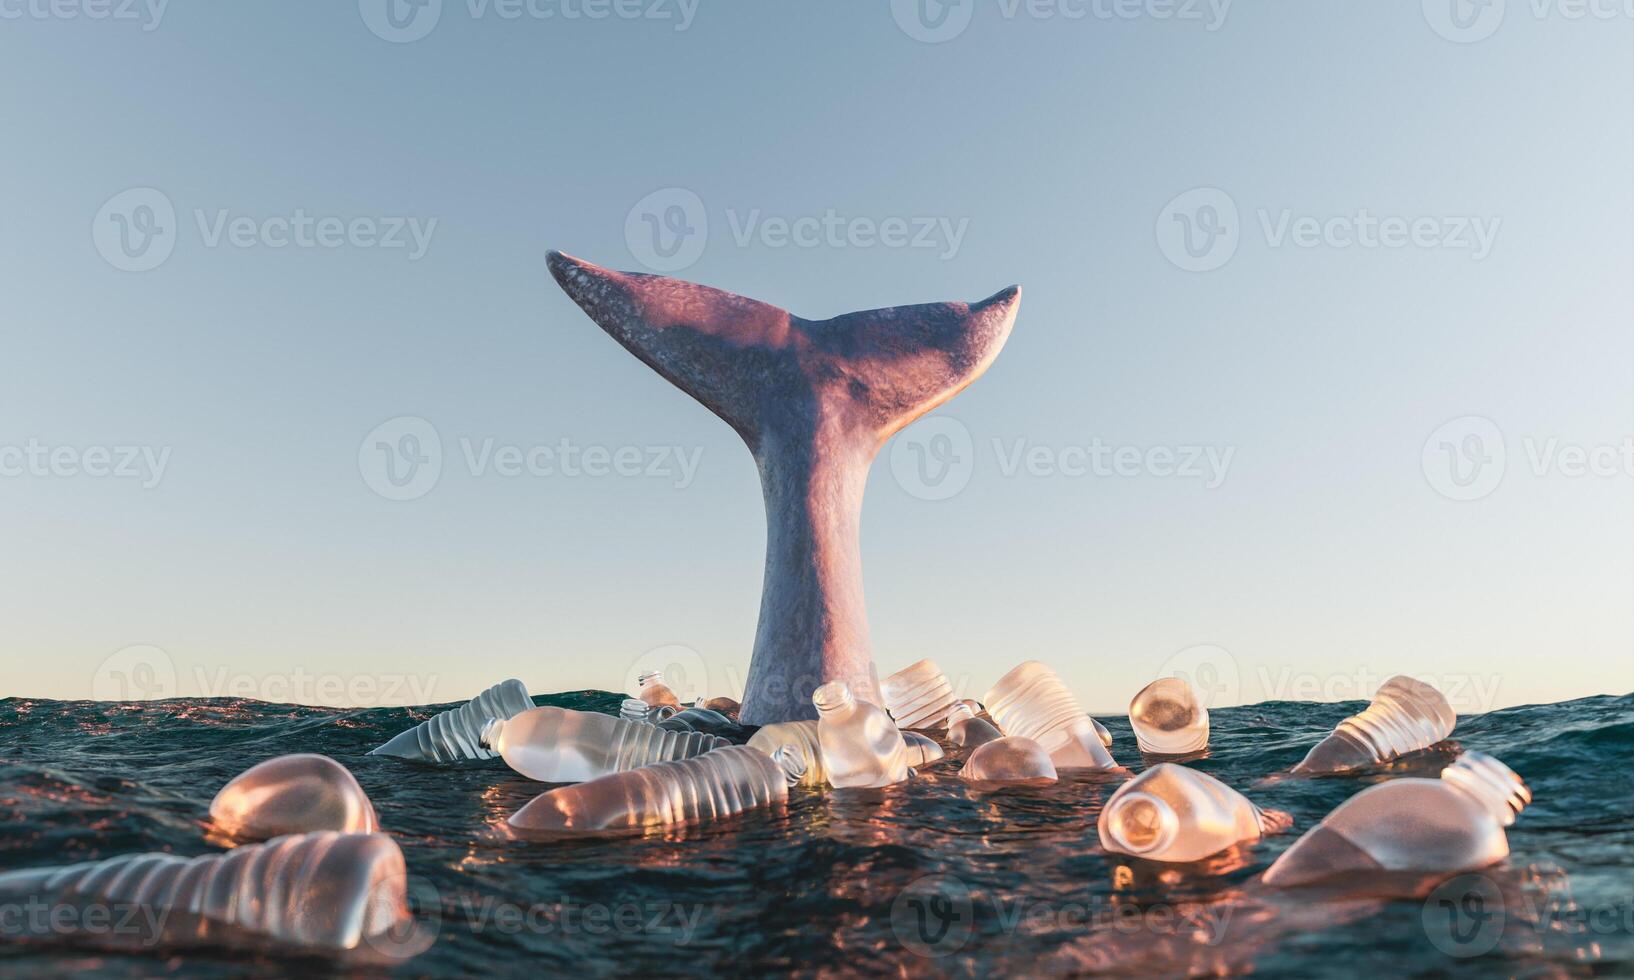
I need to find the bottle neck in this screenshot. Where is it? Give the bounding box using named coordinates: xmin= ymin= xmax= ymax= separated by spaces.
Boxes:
xmin=1441 ymin=752 xmax=1530 ymax=826
xmin=813 ymin=681 xmax=856 ymax=717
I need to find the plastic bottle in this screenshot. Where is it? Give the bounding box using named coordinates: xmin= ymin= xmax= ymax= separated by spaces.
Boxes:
xmin=481 ymin=705 xmax=728 ymax=783
xmin=960 ymin=736 xmax=1058 ymax=783
xmin=209 ymin=754 xmax=378 ymax=840
xmin=1090 ymin=716 xmax=1114 ymax=748
xmin=881 ymin=658 xmax=959 ymax=731
xmin=699 ymin=696 xmax=742 ymax=718
xmin=1292 ymin=675 xmax=1456 ymax=774
xmin=984 ymin=661 xmax=1117 ymax=770
xmin=637 ymin=670 xmax=682 ymax=710
xmin=901 ymin=730 xmax=945 ymax=767
xmin=1129 ymin=677 xmax=1210 ymax=756
xmin=747 ymin=719 xmax=827 ymax=786
xmin=813 ymin=681 xmax=910 ymax=788
xmin=509 ymin=745 xmax=803 ymax=834
xmin=1098 ymin=763 xmax=1276 ymax=863
xmin=1264 ymin=752 xmax=1530 ymax=887
xmin=0 ymin=832 xmax=414 ymax=960
xmin=368 ymin=678 xmax=533 ymax=763
xmin=656 ymin=705 xmax=742 ymax=738
xmin=947 ymin=701 xmax=1003 ymax=749
xmin=619 ymin=698 xmax=651 ymax=723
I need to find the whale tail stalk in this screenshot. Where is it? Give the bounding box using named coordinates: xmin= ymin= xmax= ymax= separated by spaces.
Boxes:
xmin=548 ymin=251 xmax=1020 ymax=725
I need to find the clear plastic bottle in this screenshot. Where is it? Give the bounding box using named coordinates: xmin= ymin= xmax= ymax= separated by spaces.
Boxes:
xmin=209 ymin=753 xmax=378 ymax=840
xmin=984 ymin=661 xmax=1117 ymax=770
xmin=0 ymin=831 xmax=414 ymax=960
xmin=638 ymin=670 xmax=682 ymax=710
xmin=1292 ymin=675 xmax=1456 ymax=774
xmin=368 ymin=678 xmax=533 ymax=763
xmin=1090 ymin=716 xmax=1114 ymax=748
xmin=1129 ymin=677 xmax=1209 ymax=756
xmin=481 ymin=705 xmax=728 ymax=783
xmin=619 ymin=698 xmax=651 ymax=723
xmin=881 ymin=658 xmax=959 ymax=731
xmin=813 ymin=681 xmax=910 ymax=788
xmin=1098 ymin=763 xmax=1277 ymax=863
xmin=901 ymin=730 xmax=945 ymax=767
xmin=699 ymin=696 xmax=742 ymax=718
xmin=960 ymin=736 xmax=1058 ymax=783
xmin=1264 ymin=752 xmax=1530 ymax=887
xmin=747 ymin=719 xmax=827 ymax=786
xmin=947 ymin=701 xmax=1003 ymax=749
xmin=508 ymin=745 xmax=803 ymax=834
xmin=656 ymin=705 xmax=741 ymax=738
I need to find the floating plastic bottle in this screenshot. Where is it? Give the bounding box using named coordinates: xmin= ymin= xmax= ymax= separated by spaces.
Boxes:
xmin=1098 ymin=763 xmax=1278 ymax=863
xmin=814 ymin=681 xmax=909 ymax=788
xmin=1264 ymin=752 xmax=1530 ymax=887
xmin=901 ymin=730 xmax=945 ymax=768
xmin=619 ymin=698 xmax=651 ymax=723
xmin=1090 ymin=716 xmax=1114 ymax=748
xmin=961 ymin=736 xmax=1058 ymax=783
xmin=747 ymin=720 xmax=827 ymax=786
xmin=637 ymin=670 xmax=682 ymax=710
xmin=881 ymin=658 xmax=959 ymax=731
xmin=509 ymin=745 xmax=802 ymax=835
xmin=947 ymin=701 xmax=1003 ymax=749
xmin=1129 ymin=677 xmax=1209 ymax=756
xmin=0 ymin=832 xmax=414 ymax=960
xmin=209 ymin=754 xmax=377 ymax=840
xmin=1292 ymin=675 xmax=1456 ymax=774
xmin=656 ymin=705 xmax=742 ymax=738
xmin=985 ymin=661 xmax=1117 ymax=770
xmin=480 ymin=705 xmax=728 ymax=783
xmin=368 ymin=678 xmax=533 ymax=763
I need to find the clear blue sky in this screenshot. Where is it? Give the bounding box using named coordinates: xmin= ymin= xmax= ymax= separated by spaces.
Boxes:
xmin=2 ymin=2 xmax=1629 ymax=713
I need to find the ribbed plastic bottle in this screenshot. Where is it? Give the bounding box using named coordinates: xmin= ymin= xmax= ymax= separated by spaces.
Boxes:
xmin=637 ymin=670 xmax=682 ymax=710
xmin=985 ymin=661 xmax=1117 ymax=770
xmin=1264 ymin=752 xmax=1530 ymax=887
xmin=0 ymin=832 xmax=414 ymax=960
xmin=960 ymin=736 xmax=1058 ymax=783
xmin=1292 ymin=675 xmax=1456 ymax=774
xmin=881 ymin=658 xmax=959 ymax=731
xmin=656 ymin=705 xmax=741 ymax=738
xmin=481 ymin=705 xmax=728 ymax=783
xmin=747 ymin=719 xmax=827 ymax=787
xmin=1129 ymin=677 xmax=1210 ymax=756
xmin=209 ymin=753 xmax=378 ymax=840
xmin=620 ymin=698 xmax=651 ymax=723
xmin=368 ymin=678 xmax=533 ymax=763
xmin=508 ymin=745 xmax=803 ymax=834
xmin=901 ymin=730 xmax=945 ymax=767
xmin=947 ymin=701 xmax=1003 ymax=749
xmin=1098 ymin=764 xmax=1277 ymax=863
xmin=814 ymin=681 xmax=910 ymax=788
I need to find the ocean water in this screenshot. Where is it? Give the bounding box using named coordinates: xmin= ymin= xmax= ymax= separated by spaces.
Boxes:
xmin=1 ymin=691 xmax=1629 ymax=978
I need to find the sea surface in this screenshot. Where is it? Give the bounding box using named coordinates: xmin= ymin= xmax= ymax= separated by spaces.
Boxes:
xmin=1 ymin=691 xmax=1629 ymax=978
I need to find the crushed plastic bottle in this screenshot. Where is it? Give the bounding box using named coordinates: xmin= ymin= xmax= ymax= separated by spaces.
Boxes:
xmin=881 ymin=658 xmax=959 ymax=731
xmin=637 ymin=670 xmax=682 ymax=711
xmin=508 ymin=745 xmax=802 ymax=835
xmin=1264 ymin=752 xmax=1530 ymax=887
xmin=0 ymin=832 xmax=416 ymax=961
xmin=901 ymin=730 xmax=945 ymax=767
xmin=368 ymin=678 xmax=533 ymax=763
xmin=481 ymin=705 xmax=728 ymax=783
xmin=814 ymin=681 xmax=909 ymax=788
xmin=1292 ymin=675 xmax=1456 ymax=774
xmin=1129 ymin=677 xmax=1210 ymax=756
xmin=209 ymin=753 xmax=377 ymax=840
xmin=1098 ymin=763 xmax=1279 ymax=863
xmin=985 ymin=661 xmax=1117 ymax=770
xmin=960 ymin=736 xmax=1058 ymax=784
xmin=947 ymin=701 xmax=1003 ymax=749
xmin=747 ymin=719 xmax=826 ymax=787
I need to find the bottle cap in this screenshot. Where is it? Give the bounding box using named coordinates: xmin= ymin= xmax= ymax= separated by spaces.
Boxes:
xmin=1104 ymin=790 xmax=1179 ymax=855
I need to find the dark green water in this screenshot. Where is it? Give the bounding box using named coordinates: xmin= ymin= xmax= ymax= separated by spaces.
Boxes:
xmin=1 ymin=691 xmax=1629 ymax=977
